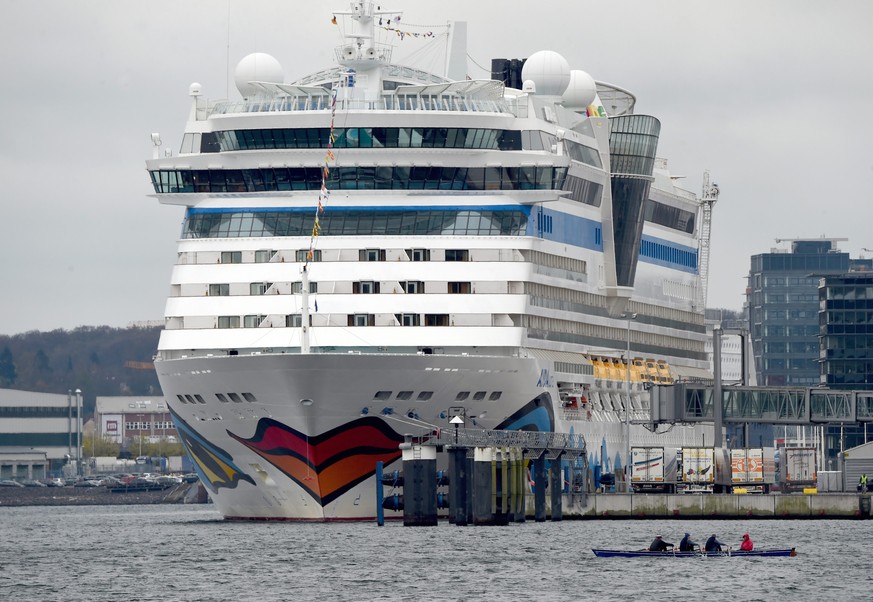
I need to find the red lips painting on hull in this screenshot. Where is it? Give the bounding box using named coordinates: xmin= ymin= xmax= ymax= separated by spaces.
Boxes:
xmin=229 ymin=416 xmax=405 ymax=506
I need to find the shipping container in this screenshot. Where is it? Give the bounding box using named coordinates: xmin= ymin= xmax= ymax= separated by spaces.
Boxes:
xmin=730 ymin=448 xmax=775 ymax=493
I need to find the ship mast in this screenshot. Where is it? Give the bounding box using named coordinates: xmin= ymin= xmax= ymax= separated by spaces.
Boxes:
xmin=301 ymin=265 xmax=310 ymax=354
xmin=696 ymin=170 xmax=720 ymax=310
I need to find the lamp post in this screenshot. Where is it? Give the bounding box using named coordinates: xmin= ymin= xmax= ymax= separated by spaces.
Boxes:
xmin=75 ymin=389 xmax=82 ymax=477
xmin=622 ymin=312 xmax=637 ymax=492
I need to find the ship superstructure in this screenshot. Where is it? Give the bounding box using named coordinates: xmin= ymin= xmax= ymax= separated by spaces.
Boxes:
xmin=147 ymin=2 xmax=712 ymax=519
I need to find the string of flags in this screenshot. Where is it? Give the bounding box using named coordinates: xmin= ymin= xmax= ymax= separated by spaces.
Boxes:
xmin=330 ymin=14 xmax=437 ymax=40
xmin=306 ymin=87 xmax=339 ymax=265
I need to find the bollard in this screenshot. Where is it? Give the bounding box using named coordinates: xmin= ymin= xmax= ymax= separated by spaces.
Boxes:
xmin=860 ymin=494 xmax=871 ymax=518
xmin=401 ymin=441 xmax=437 ymax=526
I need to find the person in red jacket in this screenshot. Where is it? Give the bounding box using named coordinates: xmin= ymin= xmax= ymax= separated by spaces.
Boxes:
xmin=740 ymin=533 xmax=754 ymax=552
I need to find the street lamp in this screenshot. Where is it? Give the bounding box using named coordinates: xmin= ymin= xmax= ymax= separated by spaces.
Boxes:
xmin=621 ymin=312 xmax=637 ymax=492
xmin=75 ymin=389 xmax=82 ymax=477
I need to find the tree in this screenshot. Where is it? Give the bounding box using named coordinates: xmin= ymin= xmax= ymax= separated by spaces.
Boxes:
xmin=0 ymin=346 xmax=16 ymax=386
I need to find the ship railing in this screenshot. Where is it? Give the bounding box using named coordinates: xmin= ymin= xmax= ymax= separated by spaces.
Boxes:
xmin=209 ymin=93 xmax=514 ymax=117
xmin=428 ymin=427 xmax=586 ymax=460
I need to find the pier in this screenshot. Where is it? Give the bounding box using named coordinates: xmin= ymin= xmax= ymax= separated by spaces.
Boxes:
xmin=563 ymin=492 xmax=871 ymax=519
xmin=376 ymin=427 xmax=588 ymax=526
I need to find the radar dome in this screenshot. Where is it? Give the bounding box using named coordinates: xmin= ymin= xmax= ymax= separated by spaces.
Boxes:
xmin=234 ymin=53 xmax=284 ymax=98
xmin=562 ymin=70 xmax=597 ymax=109
xmin=521 ymin=51 xmax=571 ymax=97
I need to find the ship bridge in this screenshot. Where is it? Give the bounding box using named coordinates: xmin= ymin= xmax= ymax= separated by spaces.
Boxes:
xmin=650 ymin=383 xmax=873 ymax=425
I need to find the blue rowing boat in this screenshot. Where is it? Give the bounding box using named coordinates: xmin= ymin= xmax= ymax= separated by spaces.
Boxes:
xmin=592 ymin=548 xmax=796 ymax=558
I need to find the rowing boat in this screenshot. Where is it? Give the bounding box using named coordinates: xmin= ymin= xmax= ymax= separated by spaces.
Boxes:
xmin=592 ymin=548 xmax=796 ymax=558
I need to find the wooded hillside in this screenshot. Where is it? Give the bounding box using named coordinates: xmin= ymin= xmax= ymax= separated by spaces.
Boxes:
xmin=0 ymin=326 xmax=162 ymax=416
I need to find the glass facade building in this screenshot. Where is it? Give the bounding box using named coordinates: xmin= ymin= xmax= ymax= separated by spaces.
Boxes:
xmin=819 ymin=272 xmax=873 ymax=389
xmin=747 ymin=240 xmax=849 ymax=387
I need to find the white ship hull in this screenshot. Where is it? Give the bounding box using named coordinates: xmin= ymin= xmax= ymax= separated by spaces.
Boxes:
xmin=158 ymin=352 xmax=709 ymax=520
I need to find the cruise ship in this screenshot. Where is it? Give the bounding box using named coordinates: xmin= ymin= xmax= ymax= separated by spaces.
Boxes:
xmin=147 ymin=2 xmax=713 ymax=520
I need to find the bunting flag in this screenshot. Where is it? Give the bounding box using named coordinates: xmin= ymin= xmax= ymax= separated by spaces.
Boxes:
xmin=379 ymin=25 xmax=436 ymax=39
xmin=306 ymin=87 xmax=339 ymax=266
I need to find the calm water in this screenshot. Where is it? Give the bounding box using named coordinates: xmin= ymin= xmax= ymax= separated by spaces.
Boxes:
xmin=0 ymin=504 xmax=869 ymax=601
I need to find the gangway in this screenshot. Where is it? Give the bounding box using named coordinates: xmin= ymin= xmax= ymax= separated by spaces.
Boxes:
xmin=650 ymin=384 xmax=873 ymax=425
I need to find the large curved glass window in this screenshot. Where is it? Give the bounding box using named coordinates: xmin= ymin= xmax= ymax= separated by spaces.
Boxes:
xmin=182 ymin=209 xmax=528 ymax=239
xmin=644 ymin=200 xmax=695 ymax=233
xmin=150 ymin=166 xmax=567 ymax=194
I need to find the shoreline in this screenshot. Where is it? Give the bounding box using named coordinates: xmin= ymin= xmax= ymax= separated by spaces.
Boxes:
xmin=0 ymin=483 xmax=208 ymax=507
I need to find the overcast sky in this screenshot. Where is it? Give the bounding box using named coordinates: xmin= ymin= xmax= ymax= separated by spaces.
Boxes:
xmin=2 ymin=0 xmax=872 ymax=336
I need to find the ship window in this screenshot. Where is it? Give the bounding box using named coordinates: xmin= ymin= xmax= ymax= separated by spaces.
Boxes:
xmin=473 ymin=391 xmax=487 ymax=401
xmin=350 ymin=314 xmax=375 ymax=327
xmin=374 ymin=391 xmax=392 ymax=400
xmin=286 ymin=314 xmax=302 ymax=327
xmin=216 ymin=393 xmax=229 ymax=403
xmin=243 ymin=315 xmax=265 ymax=328
xmin=397 ymin=313 xmax=420 ymax=326
xmin=209 ymin=284 xmax=230 ymax=296
xmin=242 ymin=392 xmax=257 ymax=402
xmin=254 ymin=249 xmax=274 ymax=263
xmin=296 ymin=249 xmax=321 ymax=262
xmin=176 ymin=395 xmax=186 ymax=404
xmin=424 ymin=314 xmax=449 ymax=326
xmin=354 ymin=281 xmax=379 ymax=294
xmin=417 ymin=391 xmax=433 ymax=401
xmin=445 ymin=250 xmax=469 ymax=262
xmin=185 ymin=395 xmax=196 ymax=404
xmin=396 ymin=391 xmax=413 ymax=400
xmin=221 ymin=251 xmax=242 ymax=264
xmin=250 ymin=282 xmax=272 ymax=295
xmin=455 ymin=391 xmax=470 ymax=401
xmin=400 ymin=281 xmax=423 ymax=294
xmin=360 ymin=249 xmax=385 ymax=261
xmin=195 ymin=394 xmax=206 ymax=404
xmin=408 ymin=248 xmax=430 ymax=262
xmin=217 ymin=316 xmax=240 ymax=328
xmin=228 ymin=393 xmax=242 ymax=403
xmin=448 ymin=282 xmax=471 ymax=294
xmin=488 ymin=392 xmax=502 ymax=401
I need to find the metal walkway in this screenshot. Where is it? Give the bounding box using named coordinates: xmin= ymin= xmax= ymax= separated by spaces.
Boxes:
xmin=651 ymin=384 xmax=873 ymax=425
xmin=428 ymin=428 xmax=587 ymax=461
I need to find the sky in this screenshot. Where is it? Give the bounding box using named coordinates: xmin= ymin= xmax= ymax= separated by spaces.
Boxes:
xmin=2 ymin=0 xmax=872 ymax=336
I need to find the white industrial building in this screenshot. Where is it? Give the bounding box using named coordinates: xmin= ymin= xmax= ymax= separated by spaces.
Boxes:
xmin=0 ymin=388 xmax=84 ymax=479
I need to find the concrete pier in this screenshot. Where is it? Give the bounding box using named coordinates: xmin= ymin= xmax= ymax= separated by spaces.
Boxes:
xmin=557 ymin=493 xmax=873 ymax=519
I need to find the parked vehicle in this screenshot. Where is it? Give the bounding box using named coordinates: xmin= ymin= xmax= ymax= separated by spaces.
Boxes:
xmin=630 ymin=447 xmax=678 ymax=493
xmin=74 ymin=479 xmax=102 ymax=487
xmin=677 ymin=447 xmax=730 ymax=493
xmin=44 ymin=477 xmax=65 ymax=487
xmin=0 ymin=479 xmax=25 ymax=487
xmin=779 ymin=447 xmax=817 ymax=493
xmin=730 ymin=448 xmax=776 ymax=493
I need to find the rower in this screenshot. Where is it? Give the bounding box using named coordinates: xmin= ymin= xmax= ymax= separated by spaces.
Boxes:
xmin=649 ymin=535 xmax=673 ymax=552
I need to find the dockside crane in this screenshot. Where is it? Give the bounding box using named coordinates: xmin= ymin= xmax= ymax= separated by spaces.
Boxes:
xmin=697 ymin=170 xmax=720 ymax=310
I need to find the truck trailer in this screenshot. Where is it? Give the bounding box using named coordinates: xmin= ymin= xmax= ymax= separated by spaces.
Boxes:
xmin=779 ymin=447 xmax=817 ymax=493
xmin=630 ymin=447 xmax=678 ymax=493
xmin=677 ymin=447 xmax=730 ymax=493
xmin=730 ymin=447 xmax=776 ymax=493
